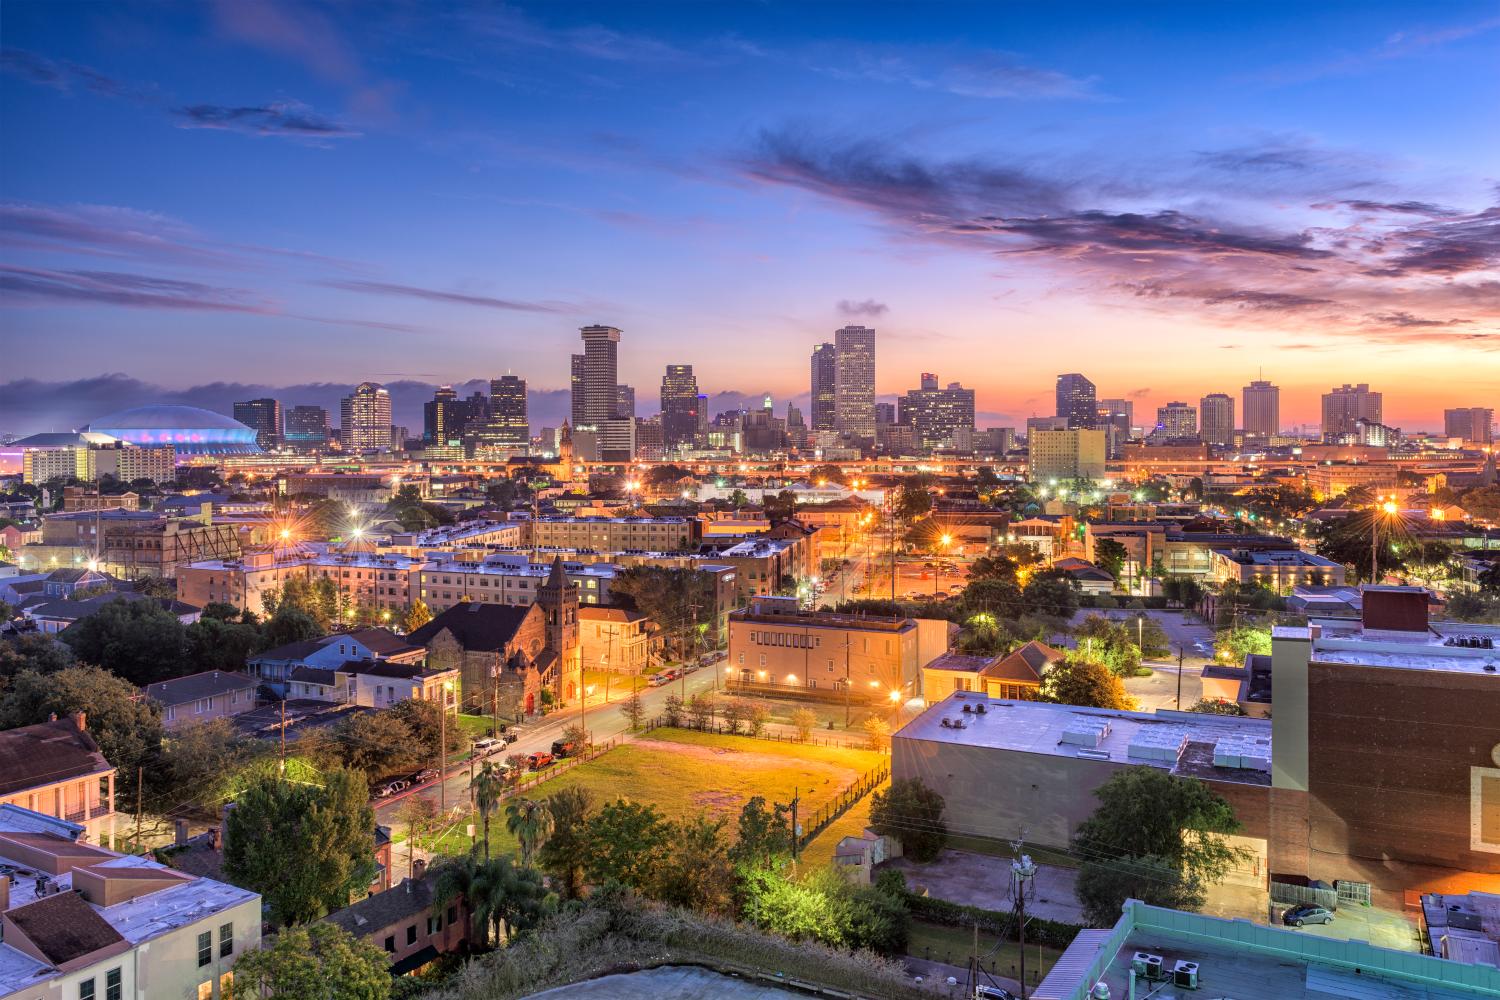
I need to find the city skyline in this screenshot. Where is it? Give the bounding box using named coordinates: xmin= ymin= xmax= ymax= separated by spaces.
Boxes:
xmin=3 ymin=1 xmax=1498 ymax=433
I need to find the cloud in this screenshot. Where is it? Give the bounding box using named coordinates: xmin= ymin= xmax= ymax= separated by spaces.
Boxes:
xmin=836 ymin=298 xmax=888 ymax=317
xmin=210 ymin=0 xmax=362 ymax=84
xmin=460 ymin=6 xmax=703 ymax=67
xmin=172 ymin=102 xmax=360 ymax=139
xmin=0 ymin=265 xmax=270 ymax=312
xmin=0 ymin=47 xmax=151 ymax=101
xmin=317 ymin=279 xmax=576 ymax=313
xmin=1366 ymin=311 xmax=1472 ymax=328
xmin=736 ymin=127 xmax=1500 ymax=343
xmin=816 ymin=47 xmax=1102 ymax=101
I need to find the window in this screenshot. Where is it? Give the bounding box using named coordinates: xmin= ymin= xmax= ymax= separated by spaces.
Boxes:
xmin=220 ymin=921 xmax=234 ymax=957
xmin=165 ymin=705 xmax=177 ymax=722
xmin=447 ymin=905 xmax=457 ymax=924
xmin=219 ymin=972 xmax=233 ymax=998
xmin=79 ymin=979 xmax=96 ymax=1000
xmin=407 ymin=924 xmax=417 ymax=945
xmin=106 ymin=968 xmax=122 ymax=1000
xmin=197 ymin=983 xmax=212 ymax=1000
xmin=1473 ymin=764 xmax=1500 ymax=854
xmin=198 ymin=930 xmax=212 ymax=966
xmin=384 ymin=935 xmax=396 ymax=952
xmin=426 ymin=914 xmax=442 ymax=934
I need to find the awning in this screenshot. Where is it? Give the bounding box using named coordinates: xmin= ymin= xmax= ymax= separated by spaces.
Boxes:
xmin=389 ymin=944 xmax=441 ymax=976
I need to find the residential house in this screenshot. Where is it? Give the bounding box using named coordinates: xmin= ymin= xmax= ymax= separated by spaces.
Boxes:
xmin=143 ymin=671 xmax=259 ymax=731
xmin=0 ymin=803 xmax=259 ymax=1000
xmin=920 ymin=640 xmax=1060 ymax=704
xmin=0 ymin=714 xmax=116 ymax=849
xmin=247 ymin=628 xmax=425 ymax=697
xmin=322 ymin=873 xmax=469 ymax=977
xmin=30 ymin=593 xmax=201 ymax=635
xmin=338 ymin=660 xmax=459 ymax=712
xmin=1050 ymin=556 xmax=1115 ymax=595
xmin=577 ymin=606 xmax=652 ymax=677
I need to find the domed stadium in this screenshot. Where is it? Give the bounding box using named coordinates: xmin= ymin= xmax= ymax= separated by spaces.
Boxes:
xmin=88 ymin=404 xmax=262 ymax=456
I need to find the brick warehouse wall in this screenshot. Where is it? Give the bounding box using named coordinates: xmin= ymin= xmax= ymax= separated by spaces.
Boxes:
xmin=1298 ymin=661 xmax=1500 ymax=896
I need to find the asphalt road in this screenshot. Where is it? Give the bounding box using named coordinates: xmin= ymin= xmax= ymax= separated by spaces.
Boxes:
xmin=1062 ymin=609 xmax=1217 ymax=711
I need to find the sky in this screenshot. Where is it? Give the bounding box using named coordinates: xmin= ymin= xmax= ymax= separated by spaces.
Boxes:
xmin=2 ymin=0 xmax=1497 ymax=435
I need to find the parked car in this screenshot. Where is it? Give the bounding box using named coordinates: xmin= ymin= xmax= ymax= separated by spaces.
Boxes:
xmin=1282 ymin=903 xmax=1335 ymax=927
xmin=411 ymin=768 xmax=438 ymax=784
xmin=527 ymin=751 xmax=555 ymax=770
xmin=372 ymin=778 xmax=408 ymax=798
xmin=975 ymin=987 xmax=1019 ymax=1000
xmin=551 ymin=739 xmax=579 ymax=758
xmin=472 ymin=737 xmax=500 ymax=754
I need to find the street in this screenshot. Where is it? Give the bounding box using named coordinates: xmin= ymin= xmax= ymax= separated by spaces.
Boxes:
xmin=1062 ymin=609 xmax=1215 ymax=711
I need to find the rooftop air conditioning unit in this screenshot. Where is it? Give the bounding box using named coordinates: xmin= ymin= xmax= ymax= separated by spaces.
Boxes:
xmin=1131 ymin=953 xmax=1164 ymax=979
xmin=1172 ymin=959 xmax=1199 ymax=989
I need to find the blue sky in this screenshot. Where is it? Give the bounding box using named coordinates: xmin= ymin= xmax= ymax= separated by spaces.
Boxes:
xmin=2 ymin=0 xmax=1497 ymax=433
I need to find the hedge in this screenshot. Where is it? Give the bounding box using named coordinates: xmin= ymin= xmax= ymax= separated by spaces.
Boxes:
xmin=905 ymin=892 xmax=1084 ymax=950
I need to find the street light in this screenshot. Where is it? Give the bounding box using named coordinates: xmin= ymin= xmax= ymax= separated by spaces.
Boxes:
xmin=936 ymin=533 xmax=952 ymax=598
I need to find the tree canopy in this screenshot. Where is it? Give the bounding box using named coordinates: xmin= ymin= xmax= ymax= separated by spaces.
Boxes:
xmin=230 ymin=921 xmax=390 ymax=1000
xmin=869 ymin=778 xmax=947 ymax=863
xmin=1039 ymin=656 xmax=1135 ymax=710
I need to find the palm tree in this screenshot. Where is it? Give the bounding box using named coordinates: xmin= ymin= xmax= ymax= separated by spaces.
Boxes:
xmin=430 ymin=853 xmax=489 ymax=947
xmin=504 ymin=797 xmax=554 ymax=866
xmin=470 ymin=761 xmax=506 ymax=860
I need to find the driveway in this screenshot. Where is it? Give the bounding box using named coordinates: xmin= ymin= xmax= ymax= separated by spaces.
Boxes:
xmin=886 ymin=849 xmax=1087 ymax=925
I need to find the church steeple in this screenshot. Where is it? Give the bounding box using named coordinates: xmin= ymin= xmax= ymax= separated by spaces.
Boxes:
xmin=536 ymin=556 xmax=579 ymax=695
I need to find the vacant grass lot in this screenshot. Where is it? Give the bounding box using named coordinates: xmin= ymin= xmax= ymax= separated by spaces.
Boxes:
xmin=907 ymin=921 xmax=1063 ymax=982
xmin=799 ymin=779 xmax=886 ymax=868
xmin=432 ymin=727 xmax=887 ymax=858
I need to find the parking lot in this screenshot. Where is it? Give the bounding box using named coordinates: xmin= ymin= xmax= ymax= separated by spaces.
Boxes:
xmin=1274 ymin=902 xmax=1422 ymax=952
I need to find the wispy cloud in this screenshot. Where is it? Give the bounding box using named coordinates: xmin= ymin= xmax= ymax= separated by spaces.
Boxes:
xmin=173 ymin=102 xmax=360 ymax=139
xmin=318 ymin=279 xmax=576 ymax=313
xmin=0 ymin=265 xmax=271 ymax=312
xmin=836 ymin=298 xmax=888 ymax=317
xmin=1251 ymin=14 xmax=1500 ymax=85
xmin=0 ymin=47 xmax=153 ymax=101
xmin=812 ymin=45 xmax=1102 ymax=101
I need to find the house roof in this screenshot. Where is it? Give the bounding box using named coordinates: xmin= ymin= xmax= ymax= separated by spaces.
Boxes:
xmin=343 ymin=627 xmax=424 ymax=657
xmin=5 ymin=890 xmax=127 ymax=966
xmin=0 ymin=719 xmax=111 ymax=797
xmin=253 ymin=636 xmax=331 ymax=662
xmin=984 ymin=640 xmax=1063 ymax=683
xmin=288 ymin=665 xmax=337 ymax=686
xmin=407 ymin=602 xmax=537 ymax=652
xmin=338 ymin=659 xmax=442 ymax=680
xmin=35 ymin=593 xmax=199 ymax=626
xmin=923 ymin=652 xmax=1000 ymax=675
xmin=322 ymin=876 xmax=437 ymax=937
xmin=577 ymin=606 xmax=647 ymax=623
xmin=144 ymin=670 xmax=257 ymax=707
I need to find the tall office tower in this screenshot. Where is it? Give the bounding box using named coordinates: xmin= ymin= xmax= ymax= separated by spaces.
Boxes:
xmin=695 ymin=395 xmax=710 ymax=442
xmin=1444 ymin=407 xmax=1494 ymax=444
xmin=900 ymin=374 xmax=977 ymax=450
xmin=423 ymin=386 xmax=459 ymax=444
xmin=233 ymin=398 xmax=281 ymax=449
xmin=810 ymin=342 xmax=837 ymax=431
xmin=340 ymin=382 xmax=392 ymax=452
xmin=1321 ymin=383 xmax=1382 ymax=441
xmin=1055 ymin=373 xmax=1097 ymax=429
xmin=660 ymin=364 xmax=700 ymax=449
xmin=569 ymin=354 xmax=587 ymax=427
xmin=616 ymin=385 xmax=635 ymax=420
xmin=1029 ymin=428 xmax=1107 ymax=482
xmin=572 ymin=325 xmax=622 ymax=428
xmin=833 ymin=325 xmax=876 ymax=439
xmin=1095 ymin=398 xmax=1132 ymax=459
xmin=1242 ymin=379 xmax=1281 ymax=440
xmin=875 ymin=401 xmax=897 ymax=426
xmin=485 ymin=375 xmax=529 ymax=450
xmin=283 ymin=405 xmax=330 ymax=451
xmin=1155 ymin=401 xmax=1198 ymax=439
xmin=1199 ymin=393 xmax=1236 ymax=446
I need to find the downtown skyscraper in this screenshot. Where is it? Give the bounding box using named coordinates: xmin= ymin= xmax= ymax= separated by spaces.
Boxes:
xmin=485 ymin=375 xmax=529 ymax=451
xmin=340 ymin=382 xmax=392 ymax=452
xmin=1055 ymin=373 xmax=1097 ymax=429
xmin=1242 ymin=379 xmax=1280 ymax=440
xmin=1199 ymin=393 xmax=1235 ymax=446
xmin=1321 ymin=383 xmax=1382 ymax=441
xmin=833 ymin=325 xmax=876 ymax=440
xmin=233 ymin=398 xmax=281 ymax=450
xmin=809 ymin=343 xmax=837 ymax=432
xmin=571 ymin=325 xmax=621 ymax=428
xmin=660 ymin=364 xmax=700 ymax=449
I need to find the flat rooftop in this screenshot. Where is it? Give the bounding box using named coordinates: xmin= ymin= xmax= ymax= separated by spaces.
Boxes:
xmin=896 ymin=693 xmax=1272 ymax=785
xmin=1036 ymin=899 xmax=1500 ymax=1000
xmin=1276 ymin=620 xmax=1500 ymax=678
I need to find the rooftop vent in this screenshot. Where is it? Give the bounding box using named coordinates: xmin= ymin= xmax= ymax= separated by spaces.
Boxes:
xmin=1061 ymin=717 xmax=1111 ymax=747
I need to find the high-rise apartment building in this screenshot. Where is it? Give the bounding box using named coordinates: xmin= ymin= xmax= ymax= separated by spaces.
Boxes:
xmin=1444 ymin=407 xmax=1494 ymax=444
xmin=810 ymin=343 xmax=837 ymax=431
xmin=283 ymin=405 xmax=330 ymax=451
xmin=233 ymin=398 xmax=281 ymax=449
xmin=1154 ymin=401 xmax=1198 ymax=439
xmin=572 ymin=325 xmax=621 ymax=428
xmin=1055 ymin=373 xmax=1097 ymax=429
xmin=1242 ymin=380 xmax=1280 ymax=440
xmin=340 ymin=382 xmax=391 ymax=452
xmin=660 ymin=365 xmax=700 ymax=449
xmin=1322 ymin=383 xmax=1382 ymax=441
xmin=900 ymin=374 xmax=976 ymax=450
xmin=833 ymin=325 xmax=876 ymax=439
xmin=569 ymin=353 xmax=587 ymax=427
xmin=1199 ymin=393 xmax=1236 ymax=446
xmin=1029 ymin=428 xmax=1107 ymax=482
xmin=1095 ymin=398 xmax=1132 ymax=459
xmin=423 ymin=386 xmax=459 ymax=444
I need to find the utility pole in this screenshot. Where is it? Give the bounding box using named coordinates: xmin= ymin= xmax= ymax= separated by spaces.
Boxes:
xmin=279 ymin=699 xmax=287 ymax=776
xmin=134 ymin=765 xmax=143 ymax=849
xmin=1176 ymin=645 xmax=1185 ymax=711
xmin=790 ymin=787 xmax=800 ymax=865
xmin=439 ymin=692 xmax=447 ymax=814
xmin=842 ymin=635 xmax=853 ymax=728
xmin=1013 ymin=853 xmax=1037 ymax=1000
xmin=682 ymin=598 xmax=701 ymax=701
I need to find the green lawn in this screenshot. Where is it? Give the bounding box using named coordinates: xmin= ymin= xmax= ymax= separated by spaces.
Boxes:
xmin=428 ymin=727 xmax=887 ymax=858
xmin=907 ymin=920 xmax=1063 ymax=983
xmin=455 ymin=713 xmax=500 ymax=739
